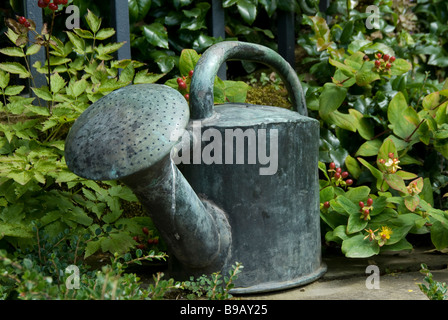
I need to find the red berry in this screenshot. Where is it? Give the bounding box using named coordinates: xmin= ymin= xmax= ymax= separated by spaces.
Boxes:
xmin=375 ymin=60 xmax=381 ymax=67
xmin=137 ymin=244 xmax=145 ymax=250
xmin=376 ymin=53 xmax=382 ymax=59
xmin=184 ymin=93 xmax=190 ymax=101
xmin=383 ymin=54 xmax=390 ymax=61
xmin=23 ymin=21 xmax=31 ymax=28
xmin=133 ymin=236 xmax=139 ymax=242
xmin=147 ymin=239 xmax=154 ymax=245
xmin=334 ymin=172 xmax=341 ymax=179
xmin=335 ymin=167 xmax=342 ymax=174
xmin=49 ymin=3 xmax=58 ymax=10
xmin=38 ymin=0 xmax=48 ymax=8
xmin=329 ymin=162 xmax=336 ymax=169
xmin=342 ymin=171 xmax=349 ymax=179
xmin=359 ymin=201 xmax=365 ymax=208
xmin=61 ymin=0 xmax=68 ymax=4
xmin=346 ymin=179 xmax=353 ymax=186
xmin=323 ymin=201 xmax=330 ymax=209
xmin=388 ymin=152 xmax=394 ymax=159
xmin=389 ymin=56 xmax=396 ymax=62
xmin=53 ymin=0 xmax=62 ymax=4
xmin=178 ymin=81 xmax=187 ymax=91
xmin=385 ymin=63 xmax=392 ymax=69
xmin=177 ymin=77 xmax=183 ymax=84
xmin=153 ymin=238 xmax=159 ymax=245
xmin=142 ymin=227 xmax=149 ymax=235
xmin=367 ymin=198 xmax=373 ymax=206
xmin=18 ymin=16 xmax=26 ymax=24
xmin=43 ymin=0 xmax=51 ymax=3
xmin=188 ymin=70 xmax=194 ymax=78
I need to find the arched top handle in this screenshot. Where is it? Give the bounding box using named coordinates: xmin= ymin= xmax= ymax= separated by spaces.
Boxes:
xmin=189 ymin=41 xmax=307 ymax=120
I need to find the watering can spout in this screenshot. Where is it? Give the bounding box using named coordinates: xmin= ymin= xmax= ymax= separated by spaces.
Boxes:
xmin=120 ymin=155 xmax=231 ymax=270
xmin=64 ymin=84 xmax=231 ymax=271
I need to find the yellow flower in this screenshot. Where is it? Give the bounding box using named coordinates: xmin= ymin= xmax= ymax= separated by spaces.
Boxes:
xmin=379 ymin=226 xmax=393 ymax=240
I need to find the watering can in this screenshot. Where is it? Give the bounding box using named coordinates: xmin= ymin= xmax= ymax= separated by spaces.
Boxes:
xmin=65 ymin=41 xmax=326 ymax=294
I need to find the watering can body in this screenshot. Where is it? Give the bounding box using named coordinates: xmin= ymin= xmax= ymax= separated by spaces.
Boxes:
xmin=171 ymin=41 xmax=326 ymax=293
xmin=176 ymin=105 xmax=325 ymax=293
xmin=64 ymin=41 xmax=326 ymax=295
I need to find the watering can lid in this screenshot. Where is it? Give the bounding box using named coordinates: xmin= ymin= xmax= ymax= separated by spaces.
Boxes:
xmin=65 ymin=84 xmax=189 ymax=181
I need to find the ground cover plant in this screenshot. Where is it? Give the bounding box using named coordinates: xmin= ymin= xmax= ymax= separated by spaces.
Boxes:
xmin=1 ymin=0 xmax=448 ymax=299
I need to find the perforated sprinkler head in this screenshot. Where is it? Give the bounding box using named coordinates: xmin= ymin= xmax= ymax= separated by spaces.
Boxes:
xmin=65 ymin=84 xmax=189 ymax=180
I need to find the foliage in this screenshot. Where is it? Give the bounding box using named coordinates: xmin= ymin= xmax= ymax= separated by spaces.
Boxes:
xmin=181 ymin=262 xmax=243 ymax=300
xmin=127 ymin=0 xmax=320 ymax=75
xmin=164 ymin=48 xmax=250 ymax=104
xmin=0 ymin=8 xmax=162 ymax=257
xmin=0 ymin=226 xmax=243 ymax=300
xmin=418 ymin=263 xmax=447 ymax=300
xmin=298 ymin=0 xmax=448 ymax=256
xmin=0 ymin=227 xmax=175 ymax=300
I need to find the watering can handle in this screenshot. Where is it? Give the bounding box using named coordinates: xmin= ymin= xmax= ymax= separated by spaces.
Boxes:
xmin=189 ymin=41 xmax=307 ymax=120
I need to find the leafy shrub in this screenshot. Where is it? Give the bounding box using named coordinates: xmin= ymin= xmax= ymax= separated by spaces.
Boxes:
xmin=0 ymin=8 xmax=162 ymax=257
xmin=418 ymin=263 xmax=448 ymax=300
xmin=299 ymin=0 xmax=448 ymax=255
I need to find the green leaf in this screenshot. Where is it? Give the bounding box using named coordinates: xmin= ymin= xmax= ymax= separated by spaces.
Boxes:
xmin=50 ymin=73 xmax=66 ymax=93
xmin=73 ymin=28 xmax=94 ymax=39
xmin=390 ymin=58 xmax=412 ymax=76
xmin=0 ymin=47 xmax=25 ymax=57
xmin=0 ymin=69 xmax=10 ymax=89
xmin=95 ymin=28 xmax=115 ymax=40
xmin=85 ymin=239 xmax=101 ymax=258
xmin=384 ymin=173 xmax=407 ymax=193
xmin=342 ymin=234 xmax=380 ymax=257
xmin=345 ymin=155 xmax=361 ymax=179
xmin=4 ymin=85 xmax=25 ymax=95
xmin=336 ymin=195 xmax=361 ymax=215
xmin=347 ymin=212 xmax=368 ymax=234
xmin=0 ymin=62 xmax=31 ymax=78
xmin=387 ymin=92 xmax=419 ymax=141
xmin=325 ymin=110 xmax=357 ymax=132
xmin=26 ymin=44 xmax=41 ymax=56
xmin=430 ymin=221 xmax=448 ymax=251
xmin=357 ymin=157 xmax=386 ymax=191
xmin=86 ymin=9 xmax=102 ymax=33
xmin=68 ymin=78 xmax=88 ymax=98
xmin=31 ymin=87 xmax=53 ymax=101
xmin=143 ymin=23 xmax=169 ymax=49
xmin=100 ymin=232 xmax=135 ymax=254
xmin=355 ymin=61 xmax=380 ymax=86
xmin=237 ymin=0 xmax=257 ymax=25
xmin=345 ymin=186 xmax=371 ymax=203
xmin=330 ymin=58 xmax=356 ymax=78
xmin=223 ymin=80 xmax=249 ymax=103
xmin=320 ymin=186 xmax=334 ymax=202
xmin=129 ymin=0 xmax=152 ymax=22
xmin=179 ymin=48 xmax=201 ymax=76
xmin=66 ymin=31 xmax=86 ymax=55
xmin=319 ymin=83 xmax=347 ymax=116
xmin=133 ymin=69 xmax=165 ymax=84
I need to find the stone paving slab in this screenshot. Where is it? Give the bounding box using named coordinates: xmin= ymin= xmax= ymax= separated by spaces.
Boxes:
xmin=240 ymin=247 xmax=448 ymax=300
